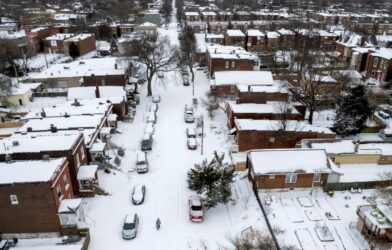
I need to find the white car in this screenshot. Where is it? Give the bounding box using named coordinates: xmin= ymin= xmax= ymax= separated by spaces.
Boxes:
xmin=132 ymin=184 xmax=146 ymax=205
xmin=145 ymin=122 xmax=155 ymax=135
xmin=157 ymin=71 xmax=164 ymax=78
xmin=147 ymin=112 xmax=157 ymax=124
xmin=149 ymin=103 xmax=158 ymax=112
xmin=189 ymin=195 xmax=204 ymax=222
xmin=187 ymin=138 xmax=197 ymax=150
xmin=184 ymin=110 xmax=194 ymax=123
xmin=136 ymin=151 xmax=149 ymax=173
xmin=152 ymin=95 xmax=161 ymax=103
xmin=122 ymin=213 xmax=139 ymax=239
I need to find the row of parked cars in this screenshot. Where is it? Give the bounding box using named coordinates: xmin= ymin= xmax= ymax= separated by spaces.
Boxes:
xmin=122 ymin=182 xmax=146 ymax=239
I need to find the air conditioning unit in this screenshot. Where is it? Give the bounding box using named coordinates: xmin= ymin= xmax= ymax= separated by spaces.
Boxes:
xmin=12 ymin=140 xmax=19 ymax=146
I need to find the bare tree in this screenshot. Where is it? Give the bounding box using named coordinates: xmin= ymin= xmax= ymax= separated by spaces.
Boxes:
xmin=175 ymin=0 xmax=184 ymax=26
xmin=0 ymin=39 xmax=21 ymax=77
xmin=111 ymin=0 xmax=135 ymax=23
xmin=226 ymin=228 xmax=277 ymax=250
xmin=179 ymin=26 xmax=197 ymax=91
xmin=161 ymin=0 xmax=172 ymax=27
xmin=126 ymin=36 xmax=179 ymax=96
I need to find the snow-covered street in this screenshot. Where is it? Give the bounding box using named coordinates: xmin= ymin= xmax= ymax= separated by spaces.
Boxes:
xmin=86 ymin=11 xmax=267 ymax=250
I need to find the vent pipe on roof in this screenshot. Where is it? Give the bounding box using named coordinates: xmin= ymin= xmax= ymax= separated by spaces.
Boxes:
xmin=95 ymin=85 xmax=100 ymax=98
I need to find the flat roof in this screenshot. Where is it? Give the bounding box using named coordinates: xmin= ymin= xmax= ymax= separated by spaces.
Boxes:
xmin=228 ymin=101 xmax=299 ymax=114
xmin=308 ymin=140 xmax=356 ymax=154
xmin=213 ymin=71 xmax=273 ymax=86
xmin=0 ymin=158 xmax=66 ymax=185
xmin=0 ymin=133 xmax=81 ymax=154
xmin=226 ymin=29 xmax=245 ymax=37
xmin=358 ymin=143 xmax=392 ymax=155
xmin=236 ymin=84 xmax=287 ymax=93
xmin=249 ymin=149 xmax=332 ymax=174
xmin=67 ymin=86 xmax=126 ymax=102
xmin=337 ymin=164 xmax=392 ymax=183
xmin=235 ymin=119 xmax=333 ymax=134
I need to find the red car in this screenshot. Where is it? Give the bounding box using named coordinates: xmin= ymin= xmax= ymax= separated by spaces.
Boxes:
xmin=189 ymin=195 xmax=204 ymax=222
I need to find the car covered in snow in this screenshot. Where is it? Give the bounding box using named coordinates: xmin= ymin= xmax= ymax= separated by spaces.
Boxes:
xmin=184 ymin=108 xmax=194 ymax=123
xmin=186 ymin=128 xmax=196 ymax=138
xmin=122 ymin=213 xmax=139 ymax=239
xmin=145 ymin=122 xmax=155 ymax=135
xmin=152 ymin=95 xmax=161 ymax=103
xmin=188 ymin=195 xmax=204 ymax=222
xmin=149 ymin=103 xmax=158 ymax=113
xmin=157 ymin=71 xmax=164 ymax=78
xmin=136 ymin=151 xmax=149 ymax=173
xmin=141 ymin=132 xmax=153 ymax=151
xmin=132 ymin=184 xmax=146 ymax=205
xmin=147 ymin=111 xmax=157 ymax=124
xmin=187 ymin=138 xmax=197 ymax=150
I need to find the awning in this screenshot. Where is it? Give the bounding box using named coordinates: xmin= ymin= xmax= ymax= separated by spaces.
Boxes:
xmin=77 ymin=165 xmax=98 ymax=181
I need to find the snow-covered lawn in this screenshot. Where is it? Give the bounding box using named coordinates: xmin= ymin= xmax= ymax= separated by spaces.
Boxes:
xmin=260 ymin=190 xmax=376 ymax=250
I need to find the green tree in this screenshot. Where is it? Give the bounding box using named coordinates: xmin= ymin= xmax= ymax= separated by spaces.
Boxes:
xmin=68 ymin=42 xmax=80 ymax=60
xmin=333 ymin=85 xmax=373 ymax=137
xmin=187 ymin=152 xmax=235 ymax=209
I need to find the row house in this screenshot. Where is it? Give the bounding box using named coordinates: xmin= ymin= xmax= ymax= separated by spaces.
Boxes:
xmin=364 ymin=47 xmax=392 ymax=82
xmin=350 ymin=47 xmax=374 ymax=72
xmin=206 ymin=33 xmax=224 ymax=44
xmin=208 ymin=21 xmax=229 ymax=33
xmin=206 ymin=44 xmax=260 ymax=78
xmin=246 ymin=29 xmax=265 ymax=52
xmin=30 ymin=57 xmax=130 ymax=88
xmin=226 ymin=101 xmax=303 ymax=128
xmin=233 ymin=11 xmax=251 ymax=21
xmin=27 ymin=26 xmax=53 ymax=55
xmin=335 ymin=34 xmax=365 ymax=64
xmin=44 ymin=33 xmax=96 ymax=57
xmin=296 ymin=28 xmax=338 ymax=51
xmin=0 ymin=133 xmax=88 ymax=194
xmin=201 ymin=11 xmax=217 ymax=22
xmin=225 ymin=29 xmax=246 ymax=47
xmin=217 ymin=11 xmax=233 ymax=21
xmin=247 ymin=149 xmax=333 ymax=191
xmin=185 ymin=12 xmax=200 ymax=22
xmin=235 ymin=84 xmax=289 ymax=104
xmin=234 ymin=119 xmax=335 ymax=151
xmin=185 ymin=21 xmax=207 ymax=33
xmin=230 ymin=21 xmax=252 ymax=32
xmin=210 ymin=71 xmax=274 ymax=94
xmin=266 ymin=31 xmax=281 ymax=50
xmin=0 ymin=30 xmax=27 ymax=55
xmin=277 ymin=28 xmax=295 ymax=48
xmin=0 ymin=158 xmax=74 ymax=234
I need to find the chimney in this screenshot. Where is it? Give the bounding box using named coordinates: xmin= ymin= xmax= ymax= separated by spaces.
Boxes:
xmin=50 ymin=124 xmax=57 ymax=133
xmin=248 ymin=85 xmax=251 ymax=92
xmin=41 ymin=108 xmax=46 ymax=118
xmin=95 ymin=85 xmax=100 ymax=98
xmin=114 ymin=63 xmax=118 ymax=69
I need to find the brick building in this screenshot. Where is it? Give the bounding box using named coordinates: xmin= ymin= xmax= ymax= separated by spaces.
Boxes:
xmin=226 ymin=101 xmax=303 ymax=128
xmin=185 ymin=12 xmax=200 ymax=22
xmin=235 ymin=84 xmax=289 ymax=104
xmin=0 ymin=134 xmax=88 ymax=194
xmin=27 ymin=26 xmax=53 ymax=55
xmin=364 ymin=47 xmax=392 ymax=82
xmin=247 ymin=149 xmax=333 ymax=191
xmin=0 ymin=158 xmax=73 ymax=234
xmin=206 ymin=44 xmax=260 ymax=78
xmin=245 ymin=29 xmax=265 ymax=52
xmin=63 ymin=34 xmax=96 ymax=57
xmin=224 ymin=29 xmax=246 ymax=47
xmin=234 ymin=119 xmax=335 ymax=151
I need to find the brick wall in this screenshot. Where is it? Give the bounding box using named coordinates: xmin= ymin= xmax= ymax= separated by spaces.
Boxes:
xmin=237 ymin=130 xmax=335 ymax=151
xmin=236 ymin=91 xmax=289 ymax=104
xmin=208 ymin=57 xmax=254 ymax=78
xmin=0 ymin=160 xmax=73 ymax=234
xmin=83 ymin=74 xmax=128 ymax=87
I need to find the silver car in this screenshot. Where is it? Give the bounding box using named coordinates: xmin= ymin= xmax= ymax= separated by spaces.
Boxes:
xmin=132 ymin=184 xmax=146 ymax=205
xmin=122 ymin=213 xmax=139 ymax=239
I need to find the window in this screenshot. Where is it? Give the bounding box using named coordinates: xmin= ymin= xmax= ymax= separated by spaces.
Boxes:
xmin=269 ymin=174 xmax=275 ymax=179
xmin=373 ymin=58 xmax=379 ymax=67
xmin=231 ymin=61 xmax=235 ymax=68
xmin=313 ymin=172 xmax=321 ymax=182
xmin=10 ymin=195 xmax=18 ymax=205
xmin=381 ymin=155 xmax=387 ymax=161
xmin=225 ymin=61 xmax=229 ymax=69
xmin=269 ymin=137 xmax=275 ymax=143
xmin=63 ymin=175 xmax=69 ymax=189
xmin=80 ymin=147 xmax=85 ymax=160
xmin=285 ymin=173 xmax=297 ymax=183
xmin=76 ymin=153 xmax=80 ymax=167
xmin=56 ymin=185 xmax=63 ymax=200
xmin=384 ymin=62 xmax=388 ymax=70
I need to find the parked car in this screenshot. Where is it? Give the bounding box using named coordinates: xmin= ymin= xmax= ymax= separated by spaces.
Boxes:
xmin=122 ymin=213 xmax=139 ymax=239
xmin=189 ymin=195 xmax=204 ymax=222
xmin=183 ymin=75 xmax=190 ymax=86
xmin=187 ymin=138 xmax=197 ymax=150
xmin=152 ymin=95 xmax=161 ymax=103
xmin=149 ymin=103 xmax=158 ymax=112
xmin=132 ymin=184 xmax=146 ymax=205
xmin=184 ymin=104 xmax=193 ymax=112
xmin=136 ymin=151 xmax=149 ymax=173
xmin=141 ymin=131 xmax=153 ymax=151
xmin=186 ymin=128 xmax=196 ymax=138
xmin=184 ymin=110 xmax=194 ymax=123
xmin=157 ymin=71 xmax=164 ymax=78
xmin=145 ymin=122 xmax=155 ymax=135
xmin=147 ymin=112 xmax=157 ymax=124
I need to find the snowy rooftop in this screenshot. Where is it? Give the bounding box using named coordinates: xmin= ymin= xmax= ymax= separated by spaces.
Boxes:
xmin=370 ymin=47 xmax=392 ymax=60
xmin=19 ymin=114 xmax=105 ymax=132
xmin=0 ymin=30 xmax=26 ymax=39
xmin=212 ymin=71 xmax=273 ymax=86
xmin=336 ymin=34 xmax=362 ymax=47
xmin=246 ymin=29 xmax=264 ymax=37
xmin=139 ymin=22 xmax=157 ymax=27
xmin=226 ymin=29 xmax=245 ymax=37
xmin=0 ymin=133 xmax=81 ymax=154
xmin=195 ymin=33 xmax=206 ymax=53
xmin=358 ymin=143 xmax=392 ymax=155
xmin=12 ymin=245 xmax=82 ymax=250
xmin=236 ymin=84 xmax=287 ymax=93
xmin=0 ymin=158 xmax=66 ymax=185
xmin=235 ymin=119 xmax=334 ymax=134
xmin=0 ymin=83 xmax=40 ymax=96
xmin=266 ymin=31 xmax=280 ymax=38
xmin=58 ymin=198 xmax=82 ymax=214
xmin=249 ymin=149 xmax=332 ymax=174
xmin=67 ymin=86 xmax=125 ymax=104
xmin=306 ymin=140 xmax=356 ymax=154
xmin=206 ymin=44 xmax=258 ymax=60
xmin=228 ymin=101 xmax=299 ymax=114
xmin=65 ymin=33 xmax=94 ymax=42
xmin=23 ymin=101 xmax=111 ymax=120
xmin=45 ymin=33 xmax=75 ymax=41
xmin=185 ymin=12 xmax=199 ymax=16
xmin=31 ymin=58 xmax=128 ymax=79
xmin=206 ymin=33 xmax=224 ymax=39
xmin=336 ymin=164 xmax=392 ymax=183
xmin=77 ymin=165 xmax=98 ymax=180
xmin=277 ymin=28 xmax=295 ymax=35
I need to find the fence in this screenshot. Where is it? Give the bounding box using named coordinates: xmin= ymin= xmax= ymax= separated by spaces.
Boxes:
xmin=324 ymin=180 xmax=392 ymax=192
